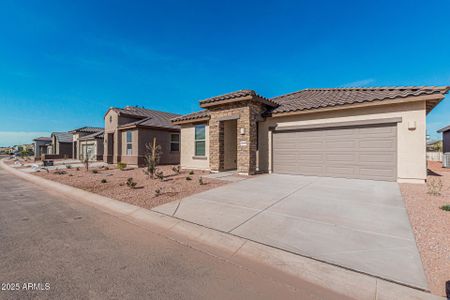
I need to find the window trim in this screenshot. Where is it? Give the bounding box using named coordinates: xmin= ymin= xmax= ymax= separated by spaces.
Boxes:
xmin=194 ymin=125 xmax=206 ymax=157
xmin=126 ymin=131 xmax=132 ymax=156
xmin=170 ymin=133 xmax=180 ymax=152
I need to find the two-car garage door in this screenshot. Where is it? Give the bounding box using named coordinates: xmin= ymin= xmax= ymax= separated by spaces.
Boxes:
xmin=272 ymin=123 xmax=397 ymax=181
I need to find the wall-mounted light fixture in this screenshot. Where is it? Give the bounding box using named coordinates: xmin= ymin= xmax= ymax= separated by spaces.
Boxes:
xmin=240 ymin=128 xmax=245 ymax=135
xmin=408 ymin=121 xmax=416 ymax=130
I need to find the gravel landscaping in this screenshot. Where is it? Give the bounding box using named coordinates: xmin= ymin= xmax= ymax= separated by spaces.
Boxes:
xmin=400 ymin=160 xmax=450 ymax=296
xmin=33 ymin=164 xmax=228 ymax=209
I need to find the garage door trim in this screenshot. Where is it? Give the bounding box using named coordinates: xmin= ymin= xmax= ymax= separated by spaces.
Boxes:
xmin=273 ymin=117 xmax=402 ymax=132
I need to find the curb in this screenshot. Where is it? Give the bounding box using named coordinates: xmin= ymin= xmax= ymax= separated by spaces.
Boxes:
xmin=0 ymin=159 xmax=444 ymax=300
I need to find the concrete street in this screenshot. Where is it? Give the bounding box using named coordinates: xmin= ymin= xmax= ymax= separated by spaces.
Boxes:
xmin=0 ymin=167 xmax=347 ymax=300
xmin=154 ymin=173 xmax=427 ymax=289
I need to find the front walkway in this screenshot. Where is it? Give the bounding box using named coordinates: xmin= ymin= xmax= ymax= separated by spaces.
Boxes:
xmin=153 ymin=174 xmax=428 ymax=289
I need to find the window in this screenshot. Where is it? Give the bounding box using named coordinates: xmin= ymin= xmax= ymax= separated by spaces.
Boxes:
xmin=170 ymin=134 xmax=180 ymax=152
xmin=126 ymin=131 xmax=132 ymax=155
xmin=109 ymin=115 xmax=113 ymax=123
xmin=194 ymin=125 xmax=206 ymax=156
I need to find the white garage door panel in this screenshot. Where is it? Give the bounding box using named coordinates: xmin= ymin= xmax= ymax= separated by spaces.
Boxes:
xmin=273 ymin=124 xmax=397 ymax=181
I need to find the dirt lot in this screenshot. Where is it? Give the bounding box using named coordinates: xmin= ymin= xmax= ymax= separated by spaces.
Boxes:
xmin=34 ymin=165 xmax=228 ymax=209
xmin=400 ymin=161 xmax=450 ymax=296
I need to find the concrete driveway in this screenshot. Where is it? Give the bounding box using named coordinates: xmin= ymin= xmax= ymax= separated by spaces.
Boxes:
xmin=153 ymin=174 xmax=427 ymax=289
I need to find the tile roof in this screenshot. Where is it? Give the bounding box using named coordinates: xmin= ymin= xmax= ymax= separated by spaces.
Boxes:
xmin=108 ymin=106 xmax=181 ymax=130
xmin=112 ymin=106 xmax=181 ymax=119
xmin=78 ymin=130 xmax=104 ymax=141
xmin=270 ymin=86 xmax=450 ymax=114
xmin=33 ymin=137 xmax=52 ymax=142
xmin=199 ymin=90 xmax=278 ymax=107
xmin=51 ymin=132 xmax=73 ymax=143
xmin=171 ymin=110 xmax=210 ymax=123
xmin=69 ymin=126 xmax=103 ymax=134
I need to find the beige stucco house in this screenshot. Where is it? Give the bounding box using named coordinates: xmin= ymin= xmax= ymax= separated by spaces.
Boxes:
xmin=50 ymin=132 xmax=73 ymax=158
xmin=104 ymin=106 xmax=181 ymax=166
xmin=172 ymin=86 xmax=450 ymax=183
xmin=77 ymin=130 xmax=104 ymax=161
xmin=69 ymin=127 xmax=104 ymax=160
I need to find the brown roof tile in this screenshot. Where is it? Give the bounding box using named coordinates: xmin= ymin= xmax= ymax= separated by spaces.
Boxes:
xmin=171 ymin=110 xmax=210 ymax=123
xmin=270 ymin=86 xmax=449 ymax=114
xmin=199 ymin=90 xmax=278 ymax=107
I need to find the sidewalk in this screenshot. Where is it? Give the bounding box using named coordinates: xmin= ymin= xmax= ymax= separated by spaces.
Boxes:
xmin=0 ymin=159 xmax=444 ymax=300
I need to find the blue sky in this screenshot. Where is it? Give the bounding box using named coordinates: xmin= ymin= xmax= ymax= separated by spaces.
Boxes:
xmin=1 ymin=0 xmax=449 ymax=146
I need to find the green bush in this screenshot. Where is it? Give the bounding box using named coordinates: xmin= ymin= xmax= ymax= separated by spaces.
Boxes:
xmin=440 ymin=204 xmax=450 ymax=211
xmin=186 ymin=176 xmax=192 ymax=181
xmin=117 ymin=162 xmax=127 ymax=171
xmin=189 ymin=170 xmax=194 ymax=175
xmin=92 ymin=169 xmax=98 ymax=174
xmin=101 ymin=179 xmax=107 ymax=183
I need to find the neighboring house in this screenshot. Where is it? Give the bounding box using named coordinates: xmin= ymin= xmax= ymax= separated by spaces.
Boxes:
xmin=69 ymin=127 xmax=104 ymax=160
xmin=437 ymin=125 xmax=450 ymax=153
xmin=426 ymin=139 xmax=442 ymax=152
xmin=78 ymin=130 xmax=104 ymax=161
xmin=172 ymin=86 xmax=450 ymax=183
xmin=50 ymin=132 xmax=73 ymax=158
xmin=33 ymin=137 xmax=52 ymax=159
xmin=104 ymin=106 xmax=181 ymax=166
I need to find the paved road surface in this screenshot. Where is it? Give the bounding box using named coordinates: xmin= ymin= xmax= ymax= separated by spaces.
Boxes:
xmin=0 ymin=167 xmax=348 ymax=300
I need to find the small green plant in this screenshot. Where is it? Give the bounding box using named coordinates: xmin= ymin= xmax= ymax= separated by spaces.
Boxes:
xmin=199 ymin=176 xmax=205 ymax=185
xmin=66 ymin=164 xmax=72 ymax=169
xmin=54 ymin=170 xmax=67 ymax=175
xmin=155 ymin=188 xmax=161 ymax=197
xmin=172 ymin=165 xmax=181 ymax=174
xmin=117 ymin=162 xmax=127 ymax=171
xmin=189 ymin=170 xmax=194 ymax=175
xmin=92 ymin=169 xmax=98 ymax=174
xmin=126 ymin=177 xmax=137 ymax=189
xmin=186 ymin=176 xmax=192 ymax=181
xmin=427 ymin=177 xmax=443 ymax=196
xmin=440 ymin=204 xmax=450 ymax=211
xmin=155 ymin=170 xmax=164 ymax=181
xmin=101 ymin=179 xmax=107 ymax=183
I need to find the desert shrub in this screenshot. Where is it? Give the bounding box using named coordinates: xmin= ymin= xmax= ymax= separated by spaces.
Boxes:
xmin=155 ymin=170 xmax=164 ymax=181
xmin=144 ymin=137 xmax=162 ymax=179
xmin=126 ymin=177 xmax=137 ymax=189
xmin=440 ymin=204 xmax=450 ymax=211
xmin=172 ymin=165 xmax=181 ymax=175
xmin=155 ymin=188 xmax=161 ymax=197
xmin=427 ymin=177 xmax=443 ymax=196
xmin=117 ymin=162 xmax=127 ymax=171
xmin=101 ymin=179 xmax=107 ymax=183
xmin=92 ymin=169 xmax=98 ymax=174
xmin=54 ymin=170 xmax=67 ymax=175
xmin=66 ymin=164 xmax=72 ymax=169
xmin=104 ymin=166 xmax=109 ymax=170
xmin=199 ymin=177 xmax=205 ymax=185
xmin=186 ymin=176 xmax=192 ymax=181
xmin=189 ymin=170 xmax=194 ymax=175
xmin=76 ymin=167 xmax=80 ymax=171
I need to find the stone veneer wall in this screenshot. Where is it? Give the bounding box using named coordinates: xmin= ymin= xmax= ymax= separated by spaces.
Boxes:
xmin=208 ymin=101 xmax=266 ymax=175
